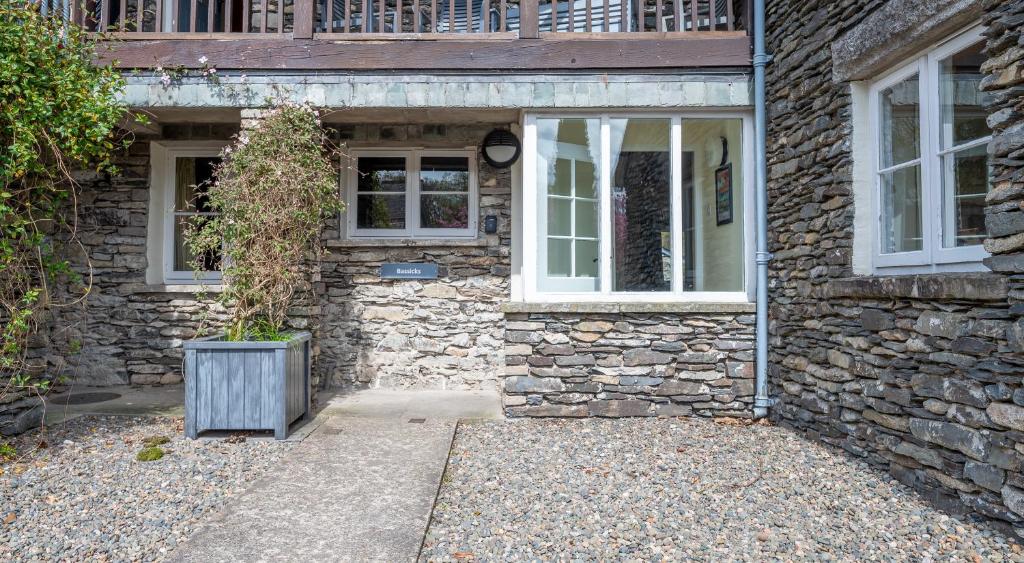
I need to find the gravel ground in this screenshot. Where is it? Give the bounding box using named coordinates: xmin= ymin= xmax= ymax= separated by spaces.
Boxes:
xmin=422 ymin=418 xmax=1024 ymax=562
xmin=0 ymin=415 xmax=292 ymax=562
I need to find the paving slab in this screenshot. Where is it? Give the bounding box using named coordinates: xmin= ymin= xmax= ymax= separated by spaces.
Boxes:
xmin=320 ymin=389 xmax=502 ymax=421
xmin=43 ymin=384 xmax=185 ymax=425
xmin=168 ymin=415 xmax=458 ymax=562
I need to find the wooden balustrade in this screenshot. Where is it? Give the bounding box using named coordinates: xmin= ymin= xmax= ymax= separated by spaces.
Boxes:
xmin=38 ymin=0 xmax=747 ymax=36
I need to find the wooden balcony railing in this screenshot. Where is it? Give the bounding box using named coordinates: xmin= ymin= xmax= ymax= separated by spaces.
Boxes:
xmin=42 ymin=0 xmax=748 ymax=37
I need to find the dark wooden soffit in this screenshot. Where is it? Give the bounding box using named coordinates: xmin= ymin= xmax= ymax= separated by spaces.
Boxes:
xmin=101 ymin=35 xmax=752 ymax=71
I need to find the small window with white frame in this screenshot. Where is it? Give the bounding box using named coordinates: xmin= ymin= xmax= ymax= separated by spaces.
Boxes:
xmin=868 ymin=26 xmax=992 ymax=272
xmin=147 ymin=142 xmax=226 ymax=285
xmin=346 ymin=149 xmax=478 ymax=238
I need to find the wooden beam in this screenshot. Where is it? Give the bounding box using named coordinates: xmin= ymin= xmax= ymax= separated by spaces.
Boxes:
xmin=519 ymin=0 xmax=537 ymax=38
xmin=294 ymin=0 xmax=314 ymax=37
xmin=101 ymin=35 xmax=752 ymax=69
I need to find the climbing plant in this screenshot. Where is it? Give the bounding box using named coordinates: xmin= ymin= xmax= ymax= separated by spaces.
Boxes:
xmin=184 ymin=104 xmax=343 ymax=341
xmin=0 ymin=3 xmax=131 ymax=398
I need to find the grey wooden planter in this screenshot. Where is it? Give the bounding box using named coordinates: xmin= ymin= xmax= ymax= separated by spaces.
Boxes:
xmin=183 ymin=332 xmax=311 ymax=440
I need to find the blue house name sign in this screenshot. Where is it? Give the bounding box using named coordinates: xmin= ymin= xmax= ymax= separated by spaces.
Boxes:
xmin=380 ymin=263 xmax=439 ymax=280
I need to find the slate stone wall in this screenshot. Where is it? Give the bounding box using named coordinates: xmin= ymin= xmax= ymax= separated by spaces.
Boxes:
xmin=501 ymin=309 xmax=756 ymax=417
xmin=318 ymin=123 xmax=511 ymax=390
xmin=54 ymin=121 xmax=512 ymax=392
xmin=59 ymin=125 xmax=238 ymax=388
xmin=767 ymin=0 xmax=1024 ymax=537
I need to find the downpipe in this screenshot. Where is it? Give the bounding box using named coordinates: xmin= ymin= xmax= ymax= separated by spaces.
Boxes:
xmin=752 ymin=0 xmax=775 ymax=419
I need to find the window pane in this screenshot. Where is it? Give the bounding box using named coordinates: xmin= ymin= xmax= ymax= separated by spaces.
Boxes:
xmin=682 ymin=118 xmax=745 ymax=292
xmin=175 ymin=156 xmax=220 ymax=212
xmin=357 ymin=157 xmax=406 ymax=192
xmin=575 ymin=200 xmax=598 ymax=239
xmin=610 ymin=118 xmax=672 ymax=292
xmin=420 ymin=157 xmax=469 ymax=192
xmin=881 ymin=165 xmax=923 ymax=253
xmin=173 ymin=216 xmax=220 ymax=272
xmin=420 ymin=194 xmax=469 ymax=229
xmin=575 ymin=240 xmax=599 ymax=278
xmin=880 ymin=75 xmax=920 ymax=169
xmin=547 ymin=239 xmax=572 ymax=277
xmin=942 ymin=143 xmax=989 ymax=248
xmin=548 ymin=198 xmax=571 ymax=237
xmin=536 ymin=118 xmax=602 ymax=292
xmin=940 ymin=41 xmax=991 ymax=149
xmin=356 ymin=194 xmax=406 ymax=229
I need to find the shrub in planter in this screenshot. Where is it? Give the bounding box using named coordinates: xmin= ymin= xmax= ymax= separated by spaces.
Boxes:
xmin=182 ymin=104 xmax=342 ymax=439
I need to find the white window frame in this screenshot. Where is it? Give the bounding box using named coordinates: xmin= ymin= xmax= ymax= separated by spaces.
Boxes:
xmin=868 ymin=26 xmax=991 ymax=273
xmin=345 ymin=148 xmax=479 ymax=239
xmin=148 ymin=141 xmax=226 ymax=285
xmin=521 ymin=111 xmax=755 ymax=304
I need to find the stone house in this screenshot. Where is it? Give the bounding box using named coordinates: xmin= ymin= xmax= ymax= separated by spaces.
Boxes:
xmin=766 ymin=0 xmax=1024 ymax=538
xmin=12 ymin=0 xmax=1024 ymax=539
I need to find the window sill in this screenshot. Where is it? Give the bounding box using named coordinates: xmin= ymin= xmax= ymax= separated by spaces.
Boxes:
xmin=501 ymin=302 xmax=755 ymax=314
xmin=132 ymin=283 xmax=225 ymax=294
xmin=327 ymin=237 xmax=493 ymax=248
xmin=826 ymin=273 xmax=1007 ymax=301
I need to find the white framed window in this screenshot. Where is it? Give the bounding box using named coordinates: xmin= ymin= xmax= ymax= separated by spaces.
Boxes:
xmin=147 ymin=142 xmax=225 ymax=284
xmin=521 ymin=113 xmax=753 ymax=303
xmin=867 ymin=26 xmax=992 ymax=273
xmin=345 ymin=149 xmax=478 ymax=239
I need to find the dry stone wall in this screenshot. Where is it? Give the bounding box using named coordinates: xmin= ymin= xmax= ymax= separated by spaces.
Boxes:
xmin=767 ymin=0 xmax=1024 ymax=537
xmin=501 ymin=309 xmax=756 ymax=417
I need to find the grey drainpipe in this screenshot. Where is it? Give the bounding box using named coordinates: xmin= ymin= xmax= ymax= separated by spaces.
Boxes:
xmin=752 ymin=0 xmax=775 ymax=419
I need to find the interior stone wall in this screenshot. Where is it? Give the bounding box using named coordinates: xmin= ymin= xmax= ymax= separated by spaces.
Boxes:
xmin=766 ymin=0 xmax=1024 ymax=537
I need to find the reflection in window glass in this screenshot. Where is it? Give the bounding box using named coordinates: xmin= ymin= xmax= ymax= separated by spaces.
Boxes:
xmin=420 ymin=157 xmax=470 ymax=229
xmin=356 ymin=157 xmax=407 ymax=230
xmin=536 ymin=118 xmax=601 ymax=292
xmin=939 ymin=40 xmax=992 ymax=248
xmin=682 ymin=119 xmax=745 ymax=292
xmin=173 ymin=156 xmax=221 ymax=272
xmin=878 ymin=73 xmax=924 ymax=255
xmin=880 ymin=75 xmax=920 ymax=169
xmin=881 ymin=165 xmax=923 ymax=253
xmin=609 ymin=118 xmax=672 ymax=292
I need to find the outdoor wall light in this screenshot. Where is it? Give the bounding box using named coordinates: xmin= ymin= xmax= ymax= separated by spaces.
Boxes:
xmin=481 ymin=129 xmax=521 ymax=169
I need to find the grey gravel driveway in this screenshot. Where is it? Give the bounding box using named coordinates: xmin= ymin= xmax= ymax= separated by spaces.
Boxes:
xmin=0 ymin=416 xmax=291 ymax=562
xmin=422 ymin=418 xmax=1022 ymax=562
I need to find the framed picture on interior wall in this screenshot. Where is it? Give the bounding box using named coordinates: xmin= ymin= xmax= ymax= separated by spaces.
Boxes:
xmin=715 ymin=162 xmax=733 ymax=226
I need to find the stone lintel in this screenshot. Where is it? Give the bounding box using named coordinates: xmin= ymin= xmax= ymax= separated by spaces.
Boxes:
xmin=325 ymin=238 xmax=493 ymax=249
xmin=121 ymin=73 xmax=753 ymax=109
xmin=826 ymin=273 xmax=1008 ymax=301
xmin=501 ymin=302 xmax=756 ymax=315
xmin=831 ymin=0 xmax=983 ymax=83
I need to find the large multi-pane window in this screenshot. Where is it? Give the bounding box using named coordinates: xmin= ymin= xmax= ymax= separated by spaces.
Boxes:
xmin=870 ymin=27 xmax=991 ymax=270
xmin=347 ymin=150 xmax=477 ymax=238
xmin=524 ymin=114 xmax=748 ymax=301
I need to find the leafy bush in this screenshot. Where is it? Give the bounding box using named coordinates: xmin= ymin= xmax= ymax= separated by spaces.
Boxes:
xmin=185 ymin=104 xmax=342 ymax=341
xmin=0 ymin=4 xmax=130 ymax=393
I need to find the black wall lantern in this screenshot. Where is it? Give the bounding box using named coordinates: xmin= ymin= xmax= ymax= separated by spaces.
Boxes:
xmin=481 ymin=129 xmax=521 ymax=169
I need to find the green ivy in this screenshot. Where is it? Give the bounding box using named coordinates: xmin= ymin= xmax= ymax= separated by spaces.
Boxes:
xmin=1 ymin=4 xmax=131 ymax=394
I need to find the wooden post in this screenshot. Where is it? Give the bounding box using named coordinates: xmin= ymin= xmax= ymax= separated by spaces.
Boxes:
xmin=519 ymin=0 xmax=538 ymax=38
xmin=294 ymin=0 xmax=314 ymax=37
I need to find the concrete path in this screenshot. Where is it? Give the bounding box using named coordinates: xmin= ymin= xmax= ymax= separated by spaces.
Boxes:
xmin=44 ymin=384 xmax=185 ymax=425
xmin=169 ymin=389 xmax=502 ymax=563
